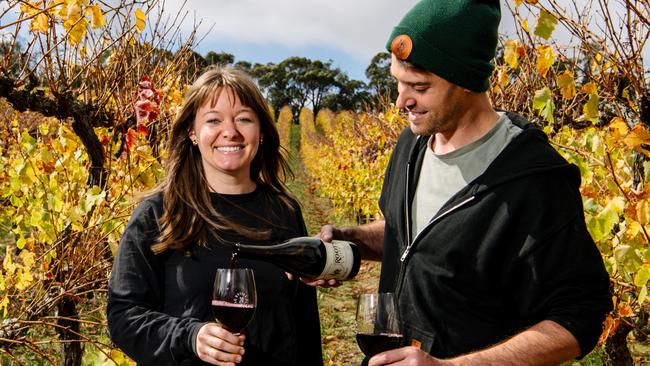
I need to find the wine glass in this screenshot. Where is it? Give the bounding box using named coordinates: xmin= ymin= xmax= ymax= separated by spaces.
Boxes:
xmin=355 ymin=292 xmax=403 ymax=357
xmin=211 ymin=268 xmax=257 ymax=334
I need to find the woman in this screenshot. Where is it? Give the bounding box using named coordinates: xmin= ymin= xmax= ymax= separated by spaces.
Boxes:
xmin=107 ymin=67 xmax=323 ymax=365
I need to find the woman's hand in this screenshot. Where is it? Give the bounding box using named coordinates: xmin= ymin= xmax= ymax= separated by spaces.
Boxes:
xmin=195 ymin=323 xmax=245 ymax=365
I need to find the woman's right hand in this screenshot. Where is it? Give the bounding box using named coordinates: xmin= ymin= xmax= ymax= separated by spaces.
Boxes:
xmin=195 ymin=323 xmax=245 ymax=365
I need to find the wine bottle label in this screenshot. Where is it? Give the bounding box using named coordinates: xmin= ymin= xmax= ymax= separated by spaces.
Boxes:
xmin=319 ymin=240 xmax=355 ymax=280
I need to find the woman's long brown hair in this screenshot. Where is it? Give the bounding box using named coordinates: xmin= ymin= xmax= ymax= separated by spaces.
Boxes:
xmin=150 ymin=67 xmax=293 ymax=254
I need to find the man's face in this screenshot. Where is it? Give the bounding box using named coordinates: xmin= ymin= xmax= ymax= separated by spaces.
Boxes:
xmin=389 ymin=54 xmax=466 ymax=136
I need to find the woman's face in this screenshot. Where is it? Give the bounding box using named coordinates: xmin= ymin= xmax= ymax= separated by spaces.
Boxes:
xmin=189 ymin=87 xmax=262 ymax=190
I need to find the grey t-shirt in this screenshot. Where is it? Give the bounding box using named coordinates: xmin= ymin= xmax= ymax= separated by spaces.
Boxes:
xmin=412 ymin=113 xmax=522 ymax=237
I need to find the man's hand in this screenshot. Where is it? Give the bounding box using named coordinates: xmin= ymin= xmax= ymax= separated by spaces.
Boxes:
xmin=285 ymin=272 xmax=342 ymax=288
xmin=369 ymin=346 xmax=441 ymax=366
xmin=319 ymin=224 xmax=341 ymax=242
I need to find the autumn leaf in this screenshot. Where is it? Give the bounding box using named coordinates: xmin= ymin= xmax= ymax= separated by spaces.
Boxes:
xmin=556 ymin=70 xmax=575 ymax=100
xmin=618 ymin=302 xmax=634 ymax=317
xmin=520 ymin=19 xmax=529 ymax=33
xmin=504 ymin=40 xmax=520 ymax=69
xmin=31 ymin=13 xmax=49 ymax=34
xmin=534 ymin=10 xmax=557 ymax=39
xmin=623 ymin=125 xmax=650 ymax=150
xmin=535 ymin=45 xmax=555 ymax=77
xmin=578 ymin=93 xmax=599 ymax=123
xmin=608 ymin=117 xmax=629 ymax=139
xmin=636 ymin=199 xmax=650 ymax=225
xmin=496 ymin=66 xmax=509 ymax=91
xmin=135 ymin=9 xmax=146 ymax=33
xmin=64 ymin=17 xmax=88 ymax=45
xmin=136 ymin=123 xmax=149 ymax=136
xmin=582 ymin=82 xmax=597 ymax=94
xmin=532 ymin=87 xmax=555 ymax=124
xmin=125 ymin=128 xmax=137 ymax=151
xmin=634 ymin=264 xmax=650 ymax=288
xmin=0 ymin=296 xmax=8 ymax=318
xmin=86 ymin=4 xmax=105 ymax=28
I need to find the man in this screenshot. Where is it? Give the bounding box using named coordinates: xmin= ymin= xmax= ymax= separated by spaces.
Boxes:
xmin=320 ymin=1 xmax=612 ymax=365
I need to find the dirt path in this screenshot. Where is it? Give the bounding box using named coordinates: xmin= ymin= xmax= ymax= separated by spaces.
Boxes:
xmin=285 ymin=123 xmax=380 ymax=366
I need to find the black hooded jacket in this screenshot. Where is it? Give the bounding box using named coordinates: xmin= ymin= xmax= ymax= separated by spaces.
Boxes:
xmin=378 ymin=112 xmax=612 ymax=359
xmin=107 ymin=189 xmax=323 ymax=365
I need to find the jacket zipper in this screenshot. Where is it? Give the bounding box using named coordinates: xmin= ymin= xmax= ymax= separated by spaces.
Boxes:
xmin=394 ymin=146 xmax=477 ymax=296
xmin=400 ymin=195 xmax=476 ymax=262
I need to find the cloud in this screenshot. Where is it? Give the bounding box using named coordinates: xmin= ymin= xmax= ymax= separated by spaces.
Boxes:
xmin=162 ymin=0 xmax=419 ymax=62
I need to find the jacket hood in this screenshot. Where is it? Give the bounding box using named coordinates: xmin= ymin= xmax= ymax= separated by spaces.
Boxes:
xmin=467 ymin=112 xmax=580 ymax=196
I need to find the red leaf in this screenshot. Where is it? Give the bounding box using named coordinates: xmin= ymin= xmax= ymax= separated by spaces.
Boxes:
xmin=126 ymin=128 xmax=137 ymax=151
xmin=137 ymin=123 xmax=149 ymax=136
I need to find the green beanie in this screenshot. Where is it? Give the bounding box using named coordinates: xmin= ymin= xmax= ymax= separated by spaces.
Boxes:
xmin=386 ymin=0 xmax=501 ymax=92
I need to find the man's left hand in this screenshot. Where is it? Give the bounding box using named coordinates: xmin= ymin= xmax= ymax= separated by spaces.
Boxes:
xmin=369 ymin=346 xmax=443 ymax=366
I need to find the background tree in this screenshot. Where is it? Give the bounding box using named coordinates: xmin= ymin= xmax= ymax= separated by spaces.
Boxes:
xmin=365 ymin=52 xmax=397 ymax=106
xmin=322 ymin=74 xmax=370 ymax=112
xmin=205 ymin=51 xmax=235 ymax=66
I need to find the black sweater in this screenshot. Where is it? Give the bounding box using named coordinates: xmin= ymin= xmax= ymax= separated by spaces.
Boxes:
xmin=378 ymin=113 xmax=612 ymax=358
xmin=107 ymin=189 xmax=323 ymax=365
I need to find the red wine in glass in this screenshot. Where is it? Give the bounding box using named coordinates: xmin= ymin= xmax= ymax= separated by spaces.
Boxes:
xmin=211 ymin=301 xmax=255 ymax=333
xmin=212 ymin=268 xmax=256 ymax=334
xmin=355 ymin=332 xmax=404 ymax=357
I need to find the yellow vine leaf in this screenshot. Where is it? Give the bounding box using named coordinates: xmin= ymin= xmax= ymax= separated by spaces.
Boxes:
xmin=608 ymin=117 xmax=629 ymax=139
xmin=535 ymin=45 xmax=555 ymax=77
xmin=556 ymin=70 xmax=575 ymax=100
xmin=3 ymin=253 xmax=16 ymax=277
xmin=532 ymin=87 xmax=554 ymax=124
xmin=135 ymin=9 xmax=146 ymax=33
xmin=0 ymin=296 xmax=8 ymax=318
xmin=31 ymin=13 xmax=49 ymax=34
xmin=525 ymin=0 xmax=539 ymax=4
xmin=496 ymin=66 xmax=509 ymax=91
xmin=520 ymin=19 xmax=529 ymax=33
xmin=636 ymin=199 xmax=650 ymax=225
xmin=0 ymin=272 xmax=5 ymax=291
xmin=579 ymin=93 xmax=599 ymax=123
xmin=19 ymin=250 xmax=36 ymax=270
xmin=504 ymin=40 xmax=520 ymax=69
xmin=514 ymin=0 xmax=523 ymax=6
xmin=634 ymin=264 xmax=650 ymax=287
xmin=591 ymin=53 xmax=603 ymax=75
xmin=639 ymin=286 xmax=648 ymax=305
xmin=534 ymin=10 xmax=558 ymax=40
xmin=15 ymin=268 xmax=33 ymax=291
xmin=623 ymin=125 xmax=650 ymax=156
xmin=582 ymin=82 xmax=597 ymax=95
xmin=86 ymin=4 xmax=105 ymax=28
xmin=64 ymin=17 xmax=88 ymax=45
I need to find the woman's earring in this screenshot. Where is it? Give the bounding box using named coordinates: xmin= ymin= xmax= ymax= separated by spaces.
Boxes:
xmin=191 ymin=139 xmax=198 ymax=145
xmin=259 ymin=137 xmax=264 ymax=145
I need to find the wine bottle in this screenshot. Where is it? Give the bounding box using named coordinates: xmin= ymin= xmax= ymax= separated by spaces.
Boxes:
xmin=234 ymin=237 xmax=361 ymax=280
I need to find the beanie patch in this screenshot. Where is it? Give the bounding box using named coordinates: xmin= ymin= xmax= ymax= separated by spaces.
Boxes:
xmin=385 ymin=0 xmax=501 ymax=92
xmin=390 ymin=34 xmax=413 ymax=61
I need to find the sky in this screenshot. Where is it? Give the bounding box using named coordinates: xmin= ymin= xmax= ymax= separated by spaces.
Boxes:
xmin=160 ymin=0 xmax=647 ymax=83
xmin=162 ymin=0 xmax=420 ymax=81
xmin=1 ymin=1 xmax=644 ymax=83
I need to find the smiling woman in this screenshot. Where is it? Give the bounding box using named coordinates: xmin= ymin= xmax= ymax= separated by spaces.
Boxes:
xmin=190 ymin=87 xmax=263 ymax=194
xmin=106 ymin=67 xmax=324 ymax=366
